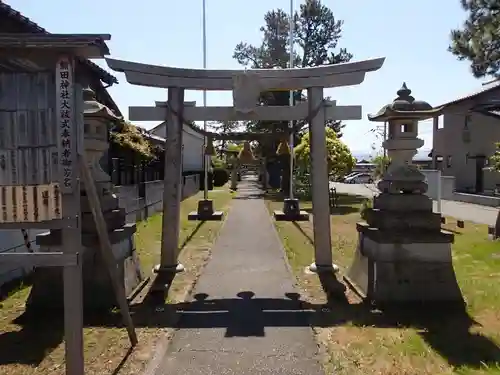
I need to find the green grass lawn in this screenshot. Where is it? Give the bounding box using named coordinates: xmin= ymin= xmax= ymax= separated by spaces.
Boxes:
xmin=266 ymin=193 xmax=500 ymax=375
xmin=0 ymin=186 xmax=233 ymax=375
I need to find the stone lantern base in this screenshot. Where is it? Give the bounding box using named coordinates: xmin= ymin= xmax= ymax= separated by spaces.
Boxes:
xmin=188 ymin=199 xmax=224 ymax=221
xmin=345 ymin=220 xmax=464 ymax=306
xmin=273 ymin=198 xmax=309 ymax=221
xmin=25 ymin=192 xmax=144 ymax=313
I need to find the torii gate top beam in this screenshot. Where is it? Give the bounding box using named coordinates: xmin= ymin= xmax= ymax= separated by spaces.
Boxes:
xmin=106 ymin=57 xmax=385 ymax=91
xmin=106 ymin=57 xmax=385 ymax=123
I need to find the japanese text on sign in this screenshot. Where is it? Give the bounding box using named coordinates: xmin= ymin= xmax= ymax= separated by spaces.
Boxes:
xmin=56 ymin=57 xmax=74 ymax=191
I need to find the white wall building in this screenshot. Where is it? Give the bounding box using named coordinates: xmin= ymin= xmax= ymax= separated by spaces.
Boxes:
xmin=150 ymin=121 xmax=205 ymax=172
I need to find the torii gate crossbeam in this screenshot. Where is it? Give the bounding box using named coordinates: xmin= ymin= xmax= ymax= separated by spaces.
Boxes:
xmin=106 ymin=57 xmax=385 ymax=284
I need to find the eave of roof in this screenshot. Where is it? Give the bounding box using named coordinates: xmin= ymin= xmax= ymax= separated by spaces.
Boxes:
xmin=470 ymin=108 xmax=500 ymax=120
xmin=0 ymin=1 xmax=118 ymax=85
xmin=0 ymin=33 xmax=111 ymax=58
xmin=437 ymin=79 xmax=500 ymax=109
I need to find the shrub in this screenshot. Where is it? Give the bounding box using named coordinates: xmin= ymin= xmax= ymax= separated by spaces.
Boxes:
xmin=359 ymin=198 xmax=373 ymax=221
xmin=213 ymin=168 xmax=229 ymax=187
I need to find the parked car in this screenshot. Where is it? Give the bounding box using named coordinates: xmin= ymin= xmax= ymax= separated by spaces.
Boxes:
xmin=344 ymin=173 xmax=373 ymax=184
xmin=337 ymin=172 xmax=359 ymax=182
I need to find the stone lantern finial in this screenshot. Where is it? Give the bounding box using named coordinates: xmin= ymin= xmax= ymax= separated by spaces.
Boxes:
xmin=396 ymin=82 xmax=412 ymax=99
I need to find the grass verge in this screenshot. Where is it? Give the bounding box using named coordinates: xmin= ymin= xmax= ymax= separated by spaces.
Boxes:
xmin=0 ymin=186 xmax=233 ymax=375
xmin=266 ymin=193 xmax=500 ymax=375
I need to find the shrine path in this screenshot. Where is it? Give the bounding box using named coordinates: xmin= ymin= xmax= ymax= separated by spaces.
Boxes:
xmin=150 ymin=175 xmax=324 ymax=375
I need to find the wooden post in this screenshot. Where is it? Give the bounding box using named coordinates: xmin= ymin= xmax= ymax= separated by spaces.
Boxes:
xmin=62 ymin=186 xmax=84 ymax=375
xmin=158 ymin=87 xmax=185 ymax=273
xmin=54 ymin=59 xmax=85 ymax=375
xmin=432 ymin=116 xmax=438 ymax=169
xmin=307 ymin=87 xmax=335 ymax=273
xmin=79 ymin=154 xmax=138 ymax=346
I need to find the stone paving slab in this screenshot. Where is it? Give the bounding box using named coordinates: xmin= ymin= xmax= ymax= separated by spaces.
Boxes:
xmin=153 ymin=176 xmax=324 ymax=375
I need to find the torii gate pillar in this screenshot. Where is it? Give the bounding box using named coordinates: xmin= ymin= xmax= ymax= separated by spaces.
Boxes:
xmin=154 ymin=87 xmax=186 ymax=275
xmin=307 ymin=87 xmax=337 ymax=273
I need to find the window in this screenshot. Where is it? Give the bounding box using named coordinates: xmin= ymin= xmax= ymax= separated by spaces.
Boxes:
xmin=462 ymin=114 xmax=472 ymax=143
xmin=464 ymin=114 xmax=471 ymax=130
xmin=437 ymin=115 xmax=444 ymax=129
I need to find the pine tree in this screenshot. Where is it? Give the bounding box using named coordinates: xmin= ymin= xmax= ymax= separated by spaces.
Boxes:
xmin=449 ymin=0 xmax=500 ymax=77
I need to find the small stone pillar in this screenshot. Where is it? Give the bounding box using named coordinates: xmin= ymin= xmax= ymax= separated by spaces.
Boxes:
xmin=187 ymin=137 xmax=223 ymax=221
xmin=228 ymin=153 xmax=239 ymax=191
xmin=26 ymin=88 xmax=144 ymax=313
xmin=345 ymin=83 xmax=464 ymax=305
xmin=230 ymin=165 xmax=239 ymax=191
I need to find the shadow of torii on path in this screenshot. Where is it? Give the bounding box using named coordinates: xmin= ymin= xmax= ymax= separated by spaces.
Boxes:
xmin=164 ymin=290 xmax=500 ymax=370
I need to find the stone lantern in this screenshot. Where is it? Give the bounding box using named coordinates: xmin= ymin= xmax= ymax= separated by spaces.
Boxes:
xmin=345 ymin=83 xmax=464 ymax=305
xmin=26 ymin=88 xmax=144 ymax=313
xmin=82 ymin=87 xmax=121 ymax=193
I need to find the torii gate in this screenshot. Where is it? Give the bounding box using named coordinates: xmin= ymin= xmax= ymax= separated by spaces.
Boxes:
xmin=106 ymin=57 xmax=385 ymax=281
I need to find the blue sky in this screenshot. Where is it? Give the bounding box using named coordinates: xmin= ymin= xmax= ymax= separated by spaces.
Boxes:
xmin=8 ymin=0 xmax=487 ymax=155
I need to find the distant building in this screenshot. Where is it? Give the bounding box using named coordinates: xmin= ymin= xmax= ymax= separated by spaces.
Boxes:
xmin=150 ymin=121 xmax=205 ymax=173
xmin=431 ymin=79 xmax=500 ymax=194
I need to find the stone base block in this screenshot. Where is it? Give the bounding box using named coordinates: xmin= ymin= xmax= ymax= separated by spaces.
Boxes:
xmin=188 ymin=198 xmax=224 ymax=221
xmin=80 ymin=192 xmax=119 ymax=213
xmin=273 ymin=210 xmax=309 ymax=221
xmin=81 ymin=208 xmax=125 ymax=233
xmin=373 ymin=193 xmax=432 ymax=212
xmin=188 ymin=211 xmax=224 ymax=221
xmin=365 ymin=208 xmax=442 ymax=231
xmin=36 ymin=223 xmax=137 ymax=248
xmin=26 ymin=232 xmax=144 ymax=313
xmin=345 ymin=227 xmax=464 ymax=305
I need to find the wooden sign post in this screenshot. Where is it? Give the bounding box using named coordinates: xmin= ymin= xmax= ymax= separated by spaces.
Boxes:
xmin=56 ymin=55 xmax=86 ymax=375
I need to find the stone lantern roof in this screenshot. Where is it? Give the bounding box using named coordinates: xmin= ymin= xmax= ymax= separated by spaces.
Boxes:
xmin=83 ymin=87 xmax=122 ymax=121
xmin=368 ymin=83 xmax=442 ymax=122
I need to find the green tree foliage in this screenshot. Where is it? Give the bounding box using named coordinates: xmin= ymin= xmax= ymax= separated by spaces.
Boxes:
xmin=233 ymin=0 xmax=352 ymax=155
xmin=109 ymin=120 xmax=154 ymax=161
xmin=294 ymin=127 xmax=355 ymax=178
xmin=371 ymin=154 xmax=390 ymax=178
xmin=225 ymin=143 xmax=243 ymax=153
xmin=449 ymin=0 xmax=500 ymax=77
xmin=211 ymin=156 xmax=226 ymax=169
xmin=489 ymin=142 xmax=500 ymax=171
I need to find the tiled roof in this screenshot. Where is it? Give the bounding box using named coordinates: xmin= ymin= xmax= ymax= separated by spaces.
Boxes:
xmin=0 ymin=33 xmax=111 ymax=57
xmin=438 ymin=79 xmax=500 ymax=108
xmin=0 ymin=1 xmax=118 ymax=84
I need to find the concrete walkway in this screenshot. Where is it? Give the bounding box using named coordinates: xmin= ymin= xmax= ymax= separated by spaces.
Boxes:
xmin=331 ymin=182 xmax=499 ymax=226
xmin=152 ymin=176 xmax=324 ymax=375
